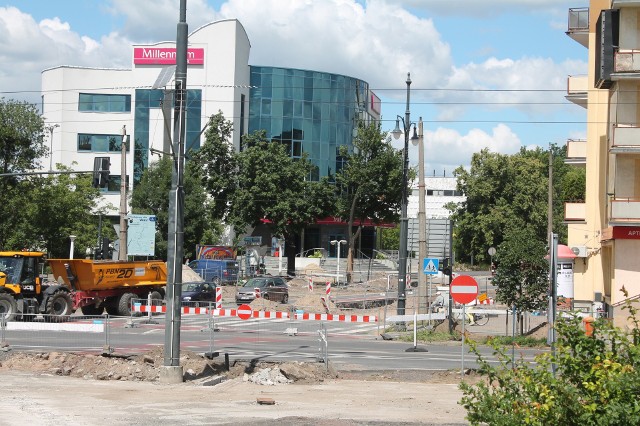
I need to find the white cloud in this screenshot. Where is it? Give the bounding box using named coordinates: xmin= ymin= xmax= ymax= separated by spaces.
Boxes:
xmin=393 ymin=0 xmax=576 ymax=17
xmin=412 ymin=124 xmax=522 ymax=175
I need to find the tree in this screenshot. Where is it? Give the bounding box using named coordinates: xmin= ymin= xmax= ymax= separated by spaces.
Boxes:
xmin=190 ymin=111 xmax=236 ymax=222
xmin=460 ymin=297 xmax=640 ymax=425
xmin=130 ymin=157 xmax=220 ymax=260
xmin=228 ymin=130 xmax=335 ymax=275
xmin=450 ymin=146 xmax=581 ymax=264
xmin=493 ymin=226 xmax=549 ymax=333
xmin=334 ymin=120 xmax=405 ymax=282
xmin=0 ymin=98 xmax=48 ymax=249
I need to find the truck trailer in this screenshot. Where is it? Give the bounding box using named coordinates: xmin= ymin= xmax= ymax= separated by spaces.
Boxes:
xmin=0 ymin=251 xmax=167 ymax=320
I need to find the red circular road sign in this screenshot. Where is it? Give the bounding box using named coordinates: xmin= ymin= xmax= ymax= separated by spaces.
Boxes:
xmin=450 ymin=275 xmax=478 ymax=305
xmin=237 ymin=304 xmax=253 ymax=320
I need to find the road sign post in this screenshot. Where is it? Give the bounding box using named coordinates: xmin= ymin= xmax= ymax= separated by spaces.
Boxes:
xmin=450 ymin=275 xmax=479 ymax=377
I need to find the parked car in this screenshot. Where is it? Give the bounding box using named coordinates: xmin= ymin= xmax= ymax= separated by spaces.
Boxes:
xmin=180 ymin=281 xmax=215 ymax=306
xmin=235 ymin=277 xmax=289 ymax=304
xmin=188 ymin=259 xmax=239 ymax=285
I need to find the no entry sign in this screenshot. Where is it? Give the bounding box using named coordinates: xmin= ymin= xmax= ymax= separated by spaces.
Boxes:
xmin=450 ymin=275 xmax=478 ymax=304
xmin=237 ymin=304 xmax=253 ymax=320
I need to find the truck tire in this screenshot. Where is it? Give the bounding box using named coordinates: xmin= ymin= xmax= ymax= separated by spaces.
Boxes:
xmin=117 ymin=292 xmax=138 ymax=317
xmin=80 ymin=304 xmax=104 ymax=316
xmin=105 ymin=304 xmax=119 ymax=316
xmin=45 ymin=291 xmax=73 ymax=321
xmin=0 ymin=293 xmax=17 ymax=322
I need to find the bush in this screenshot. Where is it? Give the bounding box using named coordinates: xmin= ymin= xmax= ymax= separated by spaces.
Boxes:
xmin=460 ymin=295 xmax=640 ymax=425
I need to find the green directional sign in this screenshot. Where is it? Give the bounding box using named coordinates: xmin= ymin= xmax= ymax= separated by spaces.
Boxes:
xmin=423 ymin=258 xmax=439 ymax=275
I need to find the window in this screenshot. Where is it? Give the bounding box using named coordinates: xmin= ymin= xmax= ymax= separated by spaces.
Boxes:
xmin=79 ymin=93 xmax=131 ymax=112
xmin=100 ymin=174 xmax=129 ymax=193
xmin=78 ymin=134 xmax=129 ymax=152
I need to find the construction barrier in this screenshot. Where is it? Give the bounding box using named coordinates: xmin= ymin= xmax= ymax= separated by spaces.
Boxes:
xmin=131 ymin=304 xmax=377 ymax=322
xmin=215 ymin=286 xmax=222 ymax=309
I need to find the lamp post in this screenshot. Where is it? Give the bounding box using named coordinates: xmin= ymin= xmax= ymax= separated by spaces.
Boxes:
xmin=119 ymin=125 xmax=129 ymax=260
xmin=69 ymin=235 xmax=76 ymax=259
xmin=46 ymin=124 xmax=60 ymax=171
xmin=330 ymin=239 xmax=347 ymax=284
xmin=391 ymin=73 xmax=419 ymax=316
xmin=412 ymin=117 xmax=426 ymax=313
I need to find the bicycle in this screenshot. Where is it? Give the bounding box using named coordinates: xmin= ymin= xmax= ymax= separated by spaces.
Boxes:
xmin=431 ymin=305 xmax=490 ymax=327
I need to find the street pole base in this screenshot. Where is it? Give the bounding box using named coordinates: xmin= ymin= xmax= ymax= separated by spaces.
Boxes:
xmin=405 ymin=346 xmax=428 ymax=352
xmin=159 ymin=365 xmax=184 ymax=383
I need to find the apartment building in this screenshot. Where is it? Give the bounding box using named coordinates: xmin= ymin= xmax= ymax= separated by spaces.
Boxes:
xmin=565 ymin=1 xmax=640 ymax=323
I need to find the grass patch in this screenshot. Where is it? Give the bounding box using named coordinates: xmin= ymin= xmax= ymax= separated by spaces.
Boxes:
xmin=481 ymin=335 xmax=548 ymax=347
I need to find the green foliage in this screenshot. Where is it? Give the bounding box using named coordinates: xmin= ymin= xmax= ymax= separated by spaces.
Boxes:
xmin=450 ymin=145 xmax=582 ymax=264
xmin=308 ymin=250 xmax=323 ymax=258
xmin=190 ymin=112 xmax=236 ymax=221
xmin=379 ymin=227 xmax=399 ymax=250
xmin=334 ymin=121 xmax=405 ymax=279
xmin=0 ymin=98 xmax=49 ymax=250
xmin=460 ymin=299 xmax=640 ymax=425
xmin=493 ymin=226 xmax=549 ymax=313
xmin=484 ymin=335 xmax=548 ymax=347
xmin=130 ymin=157 xmax=221 ymax=260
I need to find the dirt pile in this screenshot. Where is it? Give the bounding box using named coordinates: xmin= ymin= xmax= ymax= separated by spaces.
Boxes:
xmin=0 ymin=346 xmax=338 ymax=384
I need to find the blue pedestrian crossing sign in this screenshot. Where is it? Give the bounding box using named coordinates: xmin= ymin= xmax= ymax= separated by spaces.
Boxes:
xmin=423 ymin=258 xmax=439 ymax=275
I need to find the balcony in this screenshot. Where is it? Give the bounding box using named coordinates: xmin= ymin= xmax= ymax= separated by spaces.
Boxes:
xmin=565 ymin=139 xmax=586 ymax=166
xmin=565 ymin=202 xmax=586 ymax=222
xmin=612 ymin=1 xmax=640 ymax=8
xmin=566 ymin=75 xmax=588 ymax=108
xmin=611 ymin=199 xmax=640 ymax=221
xmin=611 ymin=125 xmax=640 ymax=152
xmin=566 ymin=8 xmax=589 ymax=48
xmin=614 ymin=50 xmax=640 ymax=76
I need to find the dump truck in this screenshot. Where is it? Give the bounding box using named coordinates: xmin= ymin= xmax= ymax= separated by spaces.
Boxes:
xmin=0 ymin=251 xmax=167 ymax=321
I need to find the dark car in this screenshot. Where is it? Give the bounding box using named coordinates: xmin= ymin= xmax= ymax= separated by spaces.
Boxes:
xmin=235 ymin=277 xmax=289 ymax=304
xmin=180 ymin=282 xmax=215 ymax=306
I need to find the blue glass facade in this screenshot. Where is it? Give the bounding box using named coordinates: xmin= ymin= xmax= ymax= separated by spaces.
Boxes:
xmin=134 ymin=89 xmax=202 ymax=182
xmin=248 ymin=66 xmax=369 ymax=180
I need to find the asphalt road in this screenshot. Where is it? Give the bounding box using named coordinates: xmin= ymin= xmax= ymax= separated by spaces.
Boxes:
xmin=2 ymin=312 xmax=546 ymax=372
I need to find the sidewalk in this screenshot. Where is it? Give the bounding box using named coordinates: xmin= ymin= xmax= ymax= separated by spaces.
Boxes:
xmin=0 ymin=371 xmax=469 ymax=425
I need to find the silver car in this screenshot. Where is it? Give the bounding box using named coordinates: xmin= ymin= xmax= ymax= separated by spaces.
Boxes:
xmin=235 ymin=277 xmax=289 ymax=304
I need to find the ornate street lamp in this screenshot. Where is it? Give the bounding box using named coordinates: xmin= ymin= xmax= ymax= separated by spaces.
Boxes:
xmin=391 ymin=73 xmax=419 ymax=316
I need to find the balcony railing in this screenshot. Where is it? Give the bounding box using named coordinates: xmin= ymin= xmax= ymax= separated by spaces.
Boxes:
xmin=615 ymin=50 xmax=640 ymax=73
xmin=565 ymin=139 xmax=586 ymax=166
xmin=611 ymin=199 xmax=640 ymax=221
xmin=612 ymin=125 xmax=640 ymax=149
xmin=565 ymin=202 xmax=586 ymax=222
xmin=566 ymin=75 xmax=588 ymax=107
xmin=566 ymin=8 xmax=589 ymax=48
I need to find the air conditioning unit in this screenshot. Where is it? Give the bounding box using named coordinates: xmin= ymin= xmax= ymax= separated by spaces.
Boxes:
xmin=570 ymin=245 xmax=588 ymax=258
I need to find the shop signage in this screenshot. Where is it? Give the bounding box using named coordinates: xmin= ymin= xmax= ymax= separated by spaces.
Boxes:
xmin=133 ymin=47 xmax=204 ymax=65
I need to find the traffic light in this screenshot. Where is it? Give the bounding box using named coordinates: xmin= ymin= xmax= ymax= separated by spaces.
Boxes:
xmin=93 ymin=157 xmax=110 ymax=188
xmin=101 ymin=237 xmax=111 ymax=260
xmin=441 ymin=258 xmax=452 ymax=277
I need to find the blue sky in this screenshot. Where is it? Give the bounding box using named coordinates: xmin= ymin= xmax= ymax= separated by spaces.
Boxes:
xmin=0 ymin=0 xmax=587 ymax=174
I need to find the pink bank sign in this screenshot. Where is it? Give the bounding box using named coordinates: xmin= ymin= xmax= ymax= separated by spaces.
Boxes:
xmin=133 ymin=47 xmax=205 ymax=65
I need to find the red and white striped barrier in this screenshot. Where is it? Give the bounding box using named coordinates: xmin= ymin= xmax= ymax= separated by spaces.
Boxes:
xmin=326 ymin=281 xmax=331 ymax=299
xmin=308 ymin=277 xmax=313 ymax=292
xmin=294 ymin=313 xmax=378 ymax=323
xmin=215 ymin=286 xmax=222 ymax=309
xmin=254 ymin=287 xmax=261 ymax=299
xmin=477 ymin=297 xmax=494 ymax=305
xmin=320 ymin=296 xmax=330 ymax=314
xmin=132 ymin=305 xmax=377 ymax=322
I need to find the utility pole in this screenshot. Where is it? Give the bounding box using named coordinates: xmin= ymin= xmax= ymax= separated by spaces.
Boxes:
xmin=45 ymin=123 xmax=59 ymax=171
xmin=119 ymin=125 xmax=128 ymax=260
xmin=163 ymin=0 xmax=188 ymax=380
xmin=416 ymin=118 xmax=427 ymax=313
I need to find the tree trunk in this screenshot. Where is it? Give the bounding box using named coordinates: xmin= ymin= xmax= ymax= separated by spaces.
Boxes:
xmin=345 ymin=187 xmax=361 ymax=284
xmin=285 ymin=233 xmax=297 ymax=277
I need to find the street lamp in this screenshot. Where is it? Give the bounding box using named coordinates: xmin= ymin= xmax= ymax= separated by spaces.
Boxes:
xmin=69 ymin=235 xmax=76 ymax=259
xmin=330 ymin=239 xmax=347 ymax=284
xmin=391 ymin=73 xmax=419 ymax=316
xmin=412 ymin=117 xmax=426 ymax=313
xmin=45 ymin=124 xmax=60 ymax=171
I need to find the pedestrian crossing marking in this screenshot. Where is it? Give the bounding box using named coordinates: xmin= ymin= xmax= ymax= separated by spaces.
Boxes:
xmin=423 ymin=258 xmax=439 ymax=275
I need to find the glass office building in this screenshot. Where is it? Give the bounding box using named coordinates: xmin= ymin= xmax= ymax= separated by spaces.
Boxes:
xmin=248 ymin=66 xmax=372 ymax=181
